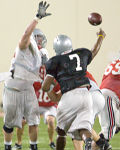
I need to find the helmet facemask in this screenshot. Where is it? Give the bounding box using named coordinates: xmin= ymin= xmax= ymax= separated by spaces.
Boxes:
xmin=33 ymin=28 xmax=47 ymax=50
xmin=34 ymin=34 xmax=44 ymax=49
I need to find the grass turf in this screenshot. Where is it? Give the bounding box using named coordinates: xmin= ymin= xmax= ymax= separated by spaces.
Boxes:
xmin=0 ymin=117 xmax=120 ymax=150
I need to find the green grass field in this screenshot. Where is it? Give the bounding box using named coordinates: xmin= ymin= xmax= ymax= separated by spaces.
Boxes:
xmin=0 ymin=117 xmax=120 ymax=150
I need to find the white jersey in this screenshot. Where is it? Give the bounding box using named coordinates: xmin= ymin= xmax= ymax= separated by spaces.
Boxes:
xmin=5 ymin=35 xmax=42 ymax=90
xmin=13 ymin=35 xmax=41 ymax=81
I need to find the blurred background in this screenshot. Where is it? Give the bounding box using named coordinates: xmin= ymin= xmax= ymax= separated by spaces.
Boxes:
xmin=0 ymin=0 xmax=120 ymax=105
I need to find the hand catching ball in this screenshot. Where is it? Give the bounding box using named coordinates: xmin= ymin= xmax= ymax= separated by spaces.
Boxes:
xmin=88 ymin=12 xmax=102 ymax=26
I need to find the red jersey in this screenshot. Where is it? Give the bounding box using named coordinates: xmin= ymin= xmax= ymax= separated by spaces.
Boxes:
xmin=33 ymin=65 xmax=57 ymax=107
xmin=100 ymin=59 xmax=120 ymax=100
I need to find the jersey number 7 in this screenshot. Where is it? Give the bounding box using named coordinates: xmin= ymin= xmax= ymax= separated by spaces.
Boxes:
xmin=69 ymin=54 xmax=82 ymax=71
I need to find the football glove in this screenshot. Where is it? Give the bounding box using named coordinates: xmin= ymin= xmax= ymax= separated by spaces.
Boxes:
xmin=36 ymin=1 xmax=51 ymax=19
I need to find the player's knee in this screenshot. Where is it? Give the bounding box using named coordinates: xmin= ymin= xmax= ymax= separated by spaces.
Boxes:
xmin=56 ymin=127 xmax=66 ymax=148
xmin=96 ymin=137 xmax=105 ymax=148
xmin=22 ymin=119 xmax=27 ymax=126
xmin=96 ymin=134 xmax=111 ymax=150
xmin=3 ymin=125 xmax=13 ymax=133
xmin=47 ymin=118 xmax=55 ymax=128
xmin=99 ymin=133 xmax=105 ymax=139
xmin=56 ymin=127 xmax=66 ymax=136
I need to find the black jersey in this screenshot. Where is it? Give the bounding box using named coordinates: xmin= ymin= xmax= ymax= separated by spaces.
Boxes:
xmin=45 ymin=48 xmax=92 ymax=94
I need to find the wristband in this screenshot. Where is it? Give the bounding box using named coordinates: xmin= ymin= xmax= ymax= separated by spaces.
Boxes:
xmin=34 ymin=16 xmax=40 ymax=22
xmin=98 ymin=34 xmax=104 ymax=39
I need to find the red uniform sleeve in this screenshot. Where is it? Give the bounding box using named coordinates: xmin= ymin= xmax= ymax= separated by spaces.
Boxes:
xmin=86 ymin=71 xmax=97 ymax=84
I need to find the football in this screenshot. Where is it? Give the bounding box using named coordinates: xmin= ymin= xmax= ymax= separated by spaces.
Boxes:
xmin=88 ymin=12 xmax=102 ymax=26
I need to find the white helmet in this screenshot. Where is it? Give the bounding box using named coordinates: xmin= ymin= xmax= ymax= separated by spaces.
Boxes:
xmin=33 ymin=28 xmax=47 ymax=48
xmin=53 ymin=34 xmax=73 ymax=55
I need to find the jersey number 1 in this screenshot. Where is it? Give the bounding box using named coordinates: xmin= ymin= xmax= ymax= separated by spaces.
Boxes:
xmin=69 ymin=54 xmax=82 ymax=71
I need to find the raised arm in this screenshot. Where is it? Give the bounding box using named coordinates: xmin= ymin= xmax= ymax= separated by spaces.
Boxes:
xmin=19 ymin=1 xmax=51 ymax=50
xmin=19 ymin=20 xmax=38 ymax=50
xmin=91 ymin=28 xmax=106 ymax=60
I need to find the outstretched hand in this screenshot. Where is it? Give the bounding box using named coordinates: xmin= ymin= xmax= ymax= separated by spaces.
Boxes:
xmin=91 ymin=28 xmax=106 ymax=60
xmin=36 ymin=1 xmax=51 ymax=19
xmin=97 ymin=28 xmax=106 ymax=38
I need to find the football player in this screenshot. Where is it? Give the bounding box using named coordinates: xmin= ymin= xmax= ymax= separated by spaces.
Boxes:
xmin=2 ymin=1 xmax=51 ymax=150
xmin=33 ymin=52 xmax=57 ymax=150
xmin=71 ymin=72 xmax=111 ymax=150
xmin=42 ymin=28 xmax=106 ymax=150
xmin=47 ymin=72 xmax=110 ymax=150
xmin=98 ymin=58 xmax=120 ymax=149
xmin=13 ymin=31 xmax=57 ymax=150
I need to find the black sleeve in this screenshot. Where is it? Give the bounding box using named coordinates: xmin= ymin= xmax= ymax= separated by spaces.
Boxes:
xmin=86 ymin=49 xmax=92 ymax=65
xmin=81 ymin=48 xmax=92 ymax=65
xmin=45 ymin=57 xmax=57 ymax=78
